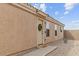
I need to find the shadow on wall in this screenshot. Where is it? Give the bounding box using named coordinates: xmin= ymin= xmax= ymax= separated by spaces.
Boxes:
xmin=64 ymin=30 xmax=76 ymax=40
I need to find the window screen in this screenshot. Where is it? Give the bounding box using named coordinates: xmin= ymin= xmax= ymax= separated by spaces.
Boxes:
xmin=46 ymin=29 xmax=50 ymax=37
xmin=55 ymin=30 xmax=57 ymax=36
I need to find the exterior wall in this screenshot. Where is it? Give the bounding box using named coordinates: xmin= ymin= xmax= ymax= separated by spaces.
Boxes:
xmin=57 ymin=26 xmax=64 ymax=40
xmin=45 ymin=22 xmax=55 ymax=43
xmin=45 ymin=22 xmax=64 ymax=44
xmin=0 ymin=4 xmax=37 ymax=55
xmin=64 ymin=30 xmax=79 ymax=40
xmin=53 ymin=25 xmax=64 ymax=41
xmin=45 ymin=16 xmax=64 ymax=44
xmin=0 ymin=3 xmax=64 ymax=55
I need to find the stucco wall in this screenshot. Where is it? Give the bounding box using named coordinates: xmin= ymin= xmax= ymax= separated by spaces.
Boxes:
xmin=57 ymin=26 xmax=64 ymax=40
xmin=64 ymin=30 xmax=79 ymax=40
xmin=0 ymin=3 xmax=64 ymax=55
xmin=46 ymin=22 xmax=64 ymax=44
xmin=46 ymin=23 xmax=55 ymax=43
xmin=54 ymin=25 xmax=64 ymax=41
xmin=0 ymin=4 xmax=37 ymax=55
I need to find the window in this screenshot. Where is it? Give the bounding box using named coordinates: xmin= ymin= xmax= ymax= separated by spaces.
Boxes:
xmin=60 ymin=27 xmax=62 ymax=32
xmin=46 ymin=21 xmax=50 ymax=37
xmin=55 ymin=25 xmax=57 ymax=30
xmin=46 ymin=29 xmax=50 ymax=37
xmin=55 ymin=30 xmax=57 ymax=36
xmin=46 ymin=21 xmax=50 ymax=29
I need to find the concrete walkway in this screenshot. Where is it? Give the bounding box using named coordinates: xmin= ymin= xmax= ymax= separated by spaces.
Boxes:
xmin=23 ymin=46 xmax=57 ymax=56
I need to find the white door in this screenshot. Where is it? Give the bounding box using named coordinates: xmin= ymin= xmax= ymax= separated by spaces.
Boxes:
xmin=37 ymin=19 xmax=43 ymax=46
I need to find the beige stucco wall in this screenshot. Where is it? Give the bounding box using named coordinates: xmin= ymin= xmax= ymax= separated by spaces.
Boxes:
xmin=0 ymin=3 xmax=64 ymax=55
xmin=45 ymin=22 xmax=64 ymax=44
xmin=45 ymin=22 xmax=55 ymax=43
xmin=0 ymin=4 xmax=37 ymax=55
xmin=64 ymin=30 xmax=79 ymax=40
xmin=57 ymin=26 xmax=64 ymax=40
xmin=54 ymin=25 xmax=64 ymax=41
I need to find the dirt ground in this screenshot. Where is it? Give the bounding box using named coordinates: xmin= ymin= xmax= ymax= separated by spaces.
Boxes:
xmin=47 ymin=39 xmax=79 ymax=56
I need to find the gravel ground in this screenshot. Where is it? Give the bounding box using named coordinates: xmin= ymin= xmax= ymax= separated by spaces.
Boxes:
xmin=47 ymin=39 xmax=79 ymax=56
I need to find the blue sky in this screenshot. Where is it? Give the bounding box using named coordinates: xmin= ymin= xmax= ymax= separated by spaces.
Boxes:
xmin=31 ymin=3 xmax=79 ymax=30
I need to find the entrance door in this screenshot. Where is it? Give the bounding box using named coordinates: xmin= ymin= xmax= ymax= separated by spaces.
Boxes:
xmin=37 ymin=19 xmax=43 ymax=47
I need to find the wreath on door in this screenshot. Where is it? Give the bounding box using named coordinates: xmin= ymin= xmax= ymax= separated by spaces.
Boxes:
xmin=38 ymin=24 xmax=42 ymax=31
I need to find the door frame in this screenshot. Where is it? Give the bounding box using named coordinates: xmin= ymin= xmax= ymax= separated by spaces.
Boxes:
xmin=36 ymin=18 xmax=46 ymax=48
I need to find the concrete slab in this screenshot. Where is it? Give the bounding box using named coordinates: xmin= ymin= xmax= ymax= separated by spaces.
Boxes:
xmin=23 ymin=46 xmax=57 ymax=56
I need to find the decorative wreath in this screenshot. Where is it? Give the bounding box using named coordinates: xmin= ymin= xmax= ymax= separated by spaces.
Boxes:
xmin=38 ymin=24 xmax=42 ymax=31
